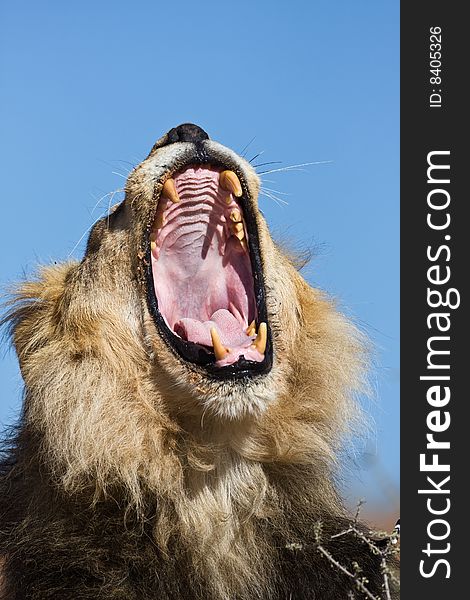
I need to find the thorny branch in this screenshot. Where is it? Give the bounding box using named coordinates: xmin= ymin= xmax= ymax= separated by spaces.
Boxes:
xmin=315 ymin=540 xmax=379 ymax=600
xmin=311 ymin=502 xmax=400 ymax=600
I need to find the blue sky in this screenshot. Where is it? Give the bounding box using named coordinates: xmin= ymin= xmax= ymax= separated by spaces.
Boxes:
xmin=0 ymin=1 xmax=399 ymax=512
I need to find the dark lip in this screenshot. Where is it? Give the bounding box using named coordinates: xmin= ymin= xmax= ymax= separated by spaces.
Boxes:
xmin=144 ymin=150 xmax=273 ymax=380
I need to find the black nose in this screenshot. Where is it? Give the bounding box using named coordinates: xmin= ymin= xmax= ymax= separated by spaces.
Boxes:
xmin=166 ymin=123 xmax=209 ymax=145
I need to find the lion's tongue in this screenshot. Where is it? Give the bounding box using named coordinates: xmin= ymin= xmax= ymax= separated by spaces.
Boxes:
xmin=174 ymin=309 xmax=253 ymax=349
xmin=174 ymin=309 xmax=263 ymax=367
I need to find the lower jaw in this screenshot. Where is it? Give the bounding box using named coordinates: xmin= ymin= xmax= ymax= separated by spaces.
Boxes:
xmin=149 ymin=318 xmax=273 ymax=380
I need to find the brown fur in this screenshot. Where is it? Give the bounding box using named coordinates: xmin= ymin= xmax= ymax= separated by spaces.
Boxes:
xmin=0 ymin=131 xmax=388 ymax=599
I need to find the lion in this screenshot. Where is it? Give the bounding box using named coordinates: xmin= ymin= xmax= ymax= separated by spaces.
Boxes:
xmin=0 ymin=124 xmax=395 ymax=599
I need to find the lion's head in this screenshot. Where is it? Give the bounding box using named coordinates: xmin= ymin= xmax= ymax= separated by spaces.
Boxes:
xmin=4 ymin=124 xmax=371 ymax=598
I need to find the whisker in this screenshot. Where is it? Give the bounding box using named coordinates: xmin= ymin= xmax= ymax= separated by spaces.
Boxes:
xmin=261 ymin=186 xmax=291 ymax=196
xmin=110 ymin=159 xmax=137 ymax=168
xmin=248 ymin=151 xmax=264 ymax=164
xmin=90 ymin=188 xmax=125 ymax=216
xmin=106 ymin=189 xmax=123 ymax=229
xmin=70 ymin=189 xmax=125 ymax=257
xmin=258 ymin=161 xmax=332 ymax=175
xmin=67 ymin=222 xmax=96 ymax=258
xmin=97 ymin=158 xmax=135 ymax=177
xmin=240 ymin=136 xmax=257 ymax=157
xmin=111 ymin=171 xmax=129 ymax=179
xmin=260 ymin=189 xmax=289 ymax=207
xmin=253 ymin=161 xmax=283 ymax=169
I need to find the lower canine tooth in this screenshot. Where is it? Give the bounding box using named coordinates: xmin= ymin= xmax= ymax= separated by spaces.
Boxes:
xmin=153 ymin=198 xmax=168 ymax=230
xmin=210 ymin=327 xmax=229 ymax=361
xmin=162 ymin=178 xmax=180 ymax=203
xmin=220 ymin=170 xmax=242 ymax=198
xmin=252 ymin=322 xmax=267 ymax=354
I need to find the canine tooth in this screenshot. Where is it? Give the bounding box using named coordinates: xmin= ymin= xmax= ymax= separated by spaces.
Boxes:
xmin=153 ymin=195 xmax=170 ymax=230
xmin=246 ymin=321 xmax=256 ymax=336
xmin=162 ymin=178 xmax=180 ymax=203
xmin=230 ymin=209 xmax=242 ymax=222
xmin=252 ymin=322 xmax=267 ymax=354
xmin=232 ymin=222 xmax=244 ymax=233
xmin=210 ymin=327 xmax=229 ymax=361
xmin=220 ymin=170 xmax=242 ymax=198
xmin=234 ymin=229 xmax=245 ymax=241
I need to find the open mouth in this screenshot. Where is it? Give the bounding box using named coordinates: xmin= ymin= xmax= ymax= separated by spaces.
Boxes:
xmin=146 ymin=162 xmax=272 ymax=378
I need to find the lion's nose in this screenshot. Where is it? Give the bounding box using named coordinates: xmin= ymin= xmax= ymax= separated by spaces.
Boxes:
xmin=165 ymin=123 xmax=209 ymax=145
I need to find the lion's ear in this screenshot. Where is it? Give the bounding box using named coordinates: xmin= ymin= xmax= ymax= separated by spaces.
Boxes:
xmin=2 ymin=263 xmax=75 ymax=370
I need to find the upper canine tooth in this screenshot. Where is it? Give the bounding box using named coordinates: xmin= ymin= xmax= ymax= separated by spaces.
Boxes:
xmin=234 ymin=229 xmax=245 ymax=241
xmin=210 ymin=327 xmax=229 ymax=361
xmin=220 ymin=170 xmax=242 ymax=198
xmin=232 ymin=222 xmax=244 ymax=233
xmin=162 ymin=178 xmax=180 ymax=203
xmin=252 ymin=322 xmax=267 ymax=355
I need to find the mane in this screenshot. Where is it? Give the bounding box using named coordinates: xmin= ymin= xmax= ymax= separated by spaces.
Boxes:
xmin=2 ymin=257 xmax=368 ymax=598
